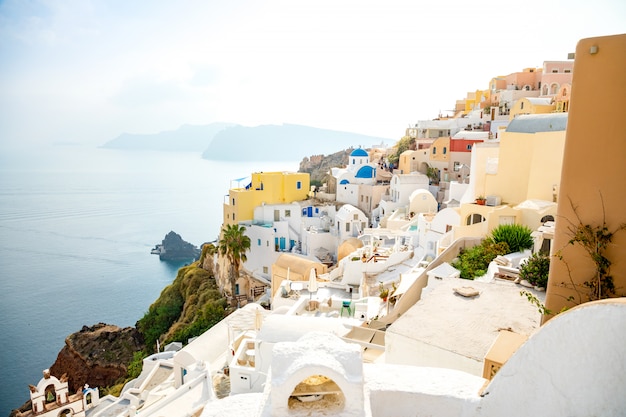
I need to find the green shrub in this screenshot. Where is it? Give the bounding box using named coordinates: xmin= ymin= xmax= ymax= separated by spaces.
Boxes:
xmin=519 ymin=252 xmax=550 ymax=288
xmin=488 ymin=224 xmax=533 ymax=253
xmin=453 ymin=240 xmax=510 ymax=279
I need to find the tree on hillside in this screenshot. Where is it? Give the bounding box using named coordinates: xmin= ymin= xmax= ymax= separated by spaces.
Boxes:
xmin=199 ymin=242 xmax=218 ymax=276
xmin=218 ymin=224 xmax=251 ymax=307
xmin=387 ymin=135 xmax=414 ymax=167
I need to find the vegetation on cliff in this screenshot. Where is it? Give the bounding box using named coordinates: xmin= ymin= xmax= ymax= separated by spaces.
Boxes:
xmin=136 ymin=260 xmax=227 ymax=352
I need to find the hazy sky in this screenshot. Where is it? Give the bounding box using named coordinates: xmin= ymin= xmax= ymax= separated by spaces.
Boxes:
xmin=1 ymin=0 xmax=624 ymax=149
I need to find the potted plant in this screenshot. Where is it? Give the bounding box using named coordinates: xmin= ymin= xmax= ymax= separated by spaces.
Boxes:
xmin=475 ymin=195 xmax=487 ymax=205
xmin=379 ymin=283 xmax=389 ymax=302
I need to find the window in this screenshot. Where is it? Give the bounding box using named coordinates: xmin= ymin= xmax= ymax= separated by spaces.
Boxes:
xmin=257 ymin=239 xmax=261 ymax=246
xmin=564 ymin=69 xmax=571 ymax=73
xmin=263 ymin=266 xmax=268 ymax=274
xmin=454 ymin=161 xmax=460 ymax=171
xmin=346 ymin=223 xmax=350 ymax=232
xmin=232 ymin=198 xmax=235 ymax=205
xmin=466 ymin=213 xmax=485 ymax=225
xmin=285 ymin=209 xmax=291 ymax=217
xmin=520 ymin=101 xmax=524 ymax=109
xmin=432 ymin=147 xmax=437 ymax=154
xmin=443 ymin=147 xmax=447 ymax=155
xmin=232 ymin=213 xmax=235 ymax=221
xmin=551 ymin=83 xmax=558 ymax=94
xmin=353 ymin=214 xmax=359 ymax=220
xmin=466 ymin=144 xmax=472 ymax=151
xmin=296 ymin=181 xmax=302 ymax=190
xmin=552 ymin=69 xmax=558 ymax=73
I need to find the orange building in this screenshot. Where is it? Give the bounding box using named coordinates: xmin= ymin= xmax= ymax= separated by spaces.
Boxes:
xmin=544 ymin=34 xmax=626 ymax=319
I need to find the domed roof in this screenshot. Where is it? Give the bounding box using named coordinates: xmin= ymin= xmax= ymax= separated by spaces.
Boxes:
xmin=355 ymin=166 xmax=375 ymax=178
xmin=350 ymin=148 xmax=368 ymax=157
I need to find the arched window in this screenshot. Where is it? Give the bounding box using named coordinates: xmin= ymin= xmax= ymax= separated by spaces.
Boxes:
xmin=45 ymin=385 xmax=56 ymax=403
xmin=59 ymin=408 xmax=73 ymax=417
xmin=542 ymin=85 xmax=548 ymax=95
xmin=550 ymin=83 xmax=559 ymax=94
xmin=466 ymin=213 xmax=485 ymax=225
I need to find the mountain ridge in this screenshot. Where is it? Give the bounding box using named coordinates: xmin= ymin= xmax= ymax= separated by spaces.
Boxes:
xmin=101 ymin=122 xmax=394 ymax=162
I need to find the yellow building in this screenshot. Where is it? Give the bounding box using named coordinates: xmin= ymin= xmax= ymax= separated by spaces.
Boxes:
xmin=483 ymin=113 xmax=567 ymax=205
xmin=509 ymin=97 xmax=556 ymax=120
xmin=452 ymin=113 xmax=566 ymax=240
xmin=554 ymin=83 xmax=572 ymax=113
xmin=223 ymin=171 xmax=310 ymax=225
xmin=544 ymin=34 xmax=626 ymax=319
xmin=398 ymin=148 xmax=431 ymax=175
xmin=430 ymin=136 xmax=451 ymax=163
xmin=463 ymin=89 xmax=491 ymax=114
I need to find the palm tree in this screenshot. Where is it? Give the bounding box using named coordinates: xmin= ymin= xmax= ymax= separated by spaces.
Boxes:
xmin=218 ymin=224 xmax=251 ymax=307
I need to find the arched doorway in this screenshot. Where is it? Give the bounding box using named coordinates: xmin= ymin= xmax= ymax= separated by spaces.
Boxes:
xmin=288 ymin=374 xmax=345 ymax=414
xmin=59 ymin=409 xmax=73 ymax=417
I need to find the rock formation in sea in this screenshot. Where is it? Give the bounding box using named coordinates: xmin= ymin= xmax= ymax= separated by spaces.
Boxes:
xmin=49 ymin=323 xmax=145 ymax=394
xmin=156 ymin=231 xmax=201 ymax=261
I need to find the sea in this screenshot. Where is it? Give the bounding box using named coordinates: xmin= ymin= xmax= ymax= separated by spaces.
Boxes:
xmin=0 ymin=145 xmax=297 ymax=415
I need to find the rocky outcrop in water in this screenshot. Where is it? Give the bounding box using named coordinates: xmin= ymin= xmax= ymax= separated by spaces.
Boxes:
xmin=48 ymin=323 xmax=144 ymax=394
xmin=155 ymin=231 xmax=200 ymax=261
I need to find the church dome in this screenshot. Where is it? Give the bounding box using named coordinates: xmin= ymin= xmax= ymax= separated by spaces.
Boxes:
xmin=350 ymin=148 xmax=368 ymax=157
xmin=355 ymin=166 xmax=375 ymax=179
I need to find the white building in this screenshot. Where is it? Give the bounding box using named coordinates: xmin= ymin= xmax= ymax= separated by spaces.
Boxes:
xmin=335 ymin=204 xmax=368 ymax=242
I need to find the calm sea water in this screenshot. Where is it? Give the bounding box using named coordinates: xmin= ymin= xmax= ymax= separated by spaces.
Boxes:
xmin=0 ymin=145 xmax=297 ymax=414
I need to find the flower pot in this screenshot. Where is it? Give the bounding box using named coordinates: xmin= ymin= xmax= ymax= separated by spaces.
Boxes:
xmin=476 ymin=199 xmax=486 ymax=206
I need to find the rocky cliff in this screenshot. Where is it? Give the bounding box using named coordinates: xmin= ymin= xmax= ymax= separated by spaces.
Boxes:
xmin=155 ymin=231 xmax=201 ymax=261
xmin=298 ymin=148 xmax=352 ymax=185
xmin=49 ymin=323 xmax=144 ymax=394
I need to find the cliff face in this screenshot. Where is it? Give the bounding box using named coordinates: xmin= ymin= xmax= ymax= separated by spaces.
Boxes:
xmin=49 ymin=323 xmax=144 ymax=393
xmin=298 ymin=148 xmax=352 ymax=185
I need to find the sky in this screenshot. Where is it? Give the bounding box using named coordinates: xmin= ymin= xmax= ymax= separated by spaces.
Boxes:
xmin=0 ymin=0 xmax=625 ymax=150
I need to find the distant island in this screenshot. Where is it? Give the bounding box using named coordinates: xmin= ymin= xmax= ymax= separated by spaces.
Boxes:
xmin=152 ymin=231 xmax=200 ymax=262
xmin=101 ymin=122 xmax=393 ymax=162
xmin=101 ymin=123 xmax=234 ymax=152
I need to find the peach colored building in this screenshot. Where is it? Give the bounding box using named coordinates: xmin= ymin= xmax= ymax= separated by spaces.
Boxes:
xmin=544 ymin=34 xmax=626 ymax=319
xmin=540 ymin=61 xmax=574 ymax=96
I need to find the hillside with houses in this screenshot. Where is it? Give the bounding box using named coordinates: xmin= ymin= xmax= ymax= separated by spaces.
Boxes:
xmin=17 ymin=35 xmax=626 ymax=417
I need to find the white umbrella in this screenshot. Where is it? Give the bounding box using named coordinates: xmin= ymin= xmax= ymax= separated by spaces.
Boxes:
xmin=308 ymin=268 xmax=318 ymax=299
